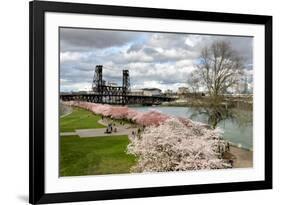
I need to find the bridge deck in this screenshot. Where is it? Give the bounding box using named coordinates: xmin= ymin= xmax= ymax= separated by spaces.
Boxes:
xmin=60 ymin=93 xmax=175 ymax=105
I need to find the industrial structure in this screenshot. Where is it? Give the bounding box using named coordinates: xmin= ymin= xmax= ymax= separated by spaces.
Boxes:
xmin=60 ymin=65 xmax=174 ymax=105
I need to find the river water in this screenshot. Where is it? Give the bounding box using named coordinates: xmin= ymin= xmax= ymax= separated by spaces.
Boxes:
xmin=131 ymin=106 xmax=253 ymax=150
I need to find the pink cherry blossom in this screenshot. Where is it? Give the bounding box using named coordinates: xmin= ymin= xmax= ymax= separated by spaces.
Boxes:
xmin=109 ymin=106 xmax=129 ymax=119
xmin=127 ymin=118 xmax=231 ymax=172
xmin=132 ymin=110 xmax=170 ymax=126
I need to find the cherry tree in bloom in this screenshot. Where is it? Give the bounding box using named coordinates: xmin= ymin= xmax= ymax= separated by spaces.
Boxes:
xmin=61 ymin=101 xmax=171 ymax=125
xmin=133 ymin=110 xmax=170 ymax=126
xmin=94 ymin=104 xmax=111 ymax=116
xmin=126 ymin=109 xmax=139 ymax=121
xmin=110 ymin=106 xmax=129 ymax=119
xmin=127 ymin=118 xmax=231 ymax=172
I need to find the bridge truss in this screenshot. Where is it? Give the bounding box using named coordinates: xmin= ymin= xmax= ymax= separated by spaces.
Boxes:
xmin=60 ymin=65 xmax=174 ymax=105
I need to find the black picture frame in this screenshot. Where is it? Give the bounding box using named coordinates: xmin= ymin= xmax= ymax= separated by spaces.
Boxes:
xmin=29 ymin=0 xmax=272 ymax=204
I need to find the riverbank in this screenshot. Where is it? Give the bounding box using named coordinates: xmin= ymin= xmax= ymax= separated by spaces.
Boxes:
xmin=162 ymin=97 xmax=253 ymax=110
xmin=61 ymin=101 xmax=253 ymax=169
xmin=223 ymin=145 xmax=253 ymax=168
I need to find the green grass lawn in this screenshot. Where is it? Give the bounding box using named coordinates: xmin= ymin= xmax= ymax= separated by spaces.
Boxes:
xmin=60 ymin=135 xmax=136 ymax=176
xmin=60 ymin=107 xmax=106 ymax=132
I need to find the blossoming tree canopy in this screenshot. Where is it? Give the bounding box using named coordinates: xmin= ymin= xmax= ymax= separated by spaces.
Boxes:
xmin=61 ymin=101 xmax=171 ymax=126
xmin=133 ymin=110 xmax=170 ymax=126
xmin=110 ymin=106 xmax=129 ymax=119
xmin=127 ymin=118 xmax=231 ymax=172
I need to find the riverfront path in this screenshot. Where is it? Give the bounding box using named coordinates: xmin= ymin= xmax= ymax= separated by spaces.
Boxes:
xmin=230 ymin=146 xmax=253 ymax=168
xmin=223 ymin=145 xmax=253 ymax=168
xmin=60 ymin=119 xmax=138 ymax=138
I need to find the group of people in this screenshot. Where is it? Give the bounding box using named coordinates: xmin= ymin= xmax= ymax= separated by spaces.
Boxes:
xmin=102 ymin=116 xmax=144 ymax=137
xmin=131 ymin=128 xmax=142 ymax=139
xmin=104 ymin=123 xmax=117 ymax=134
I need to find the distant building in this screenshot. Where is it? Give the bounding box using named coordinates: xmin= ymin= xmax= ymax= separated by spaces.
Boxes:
xmin=165 ymin=89 xmax=173 ymax=94
xmin=60 ymin=91 xmax=71 ymax=95
xmin=177 ymin=87 xmax=189 ymax=95
xmin=130 ymin=89 xmax=144 ymax=96
xmin=247 ymin=83 xmax=253 ymax=94
xmin=71 ymin=91 xmax=88 ymax=94
xmin=164 ymin=89 xmax=175 ymax=97
xmin=142 ymin=88 xmax=162 ymax=96
xmin=228 ymin=75 xmax=253 ymax=95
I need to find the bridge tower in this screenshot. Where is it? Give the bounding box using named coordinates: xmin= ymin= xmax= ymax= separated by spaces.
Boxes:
xmin=92 ymin=65 xmax=103 ymax=92
xmin=122 ymin=70 xmax=130 ymax=104
xmin=122 ymin=70 xmax=130 ymax=92
xmin=92 ymin=65 xmax=104 ymax=103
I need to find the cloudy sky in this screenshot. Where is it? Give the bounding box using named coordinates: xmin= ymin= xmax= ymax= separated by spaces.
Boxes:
xmin=60 ymin=27 xmax=253 ymax=92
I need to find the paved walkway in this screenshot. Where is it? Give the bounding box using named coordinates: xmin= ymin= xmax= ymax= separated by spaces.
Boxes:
xmin=229 ymin=146 xmax=253 ymax=168
xmin=76 ymin=127 xmax=137 ymax=137
xmin=60 ymin=119 xmax=138 ymax=138
xmin=223 ymin=145 xmax=253 ymax=168
xmin=60 ymin=106 xmax=73 ymax=118
xmin=61 ymin=132 xmax=76 ymax=136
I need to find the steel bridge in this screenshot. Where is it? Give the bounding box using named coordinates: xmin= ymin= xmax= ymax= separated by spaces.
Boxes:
xmin=60 ymin=65 xmax=174 ymax=105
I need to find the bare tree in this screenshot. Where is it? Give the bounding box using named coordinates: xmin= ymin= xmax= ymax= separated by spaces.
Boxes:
xmin=196 ymin=41 xmax=244 ymax=97
xmin=187 ymin=69 xmax=201 ymax=95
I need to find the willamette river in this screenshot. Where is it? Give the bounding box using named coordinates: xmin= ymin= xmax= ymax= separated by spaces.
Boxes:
xmin=131 ymin=106 xmax=253 ymax=150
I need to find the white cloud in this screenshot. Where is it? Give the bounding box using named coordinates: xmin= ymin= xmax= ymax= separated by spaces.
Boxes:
xmin=60 ymin=82 xmax=92 ymax=92
xmin=185 ymin=38 xmax=196 ymax=47
xmin=60 ymin=52 xmax=85 ymax=63
xmin=60 ymin=28 xmax=253 ymax=92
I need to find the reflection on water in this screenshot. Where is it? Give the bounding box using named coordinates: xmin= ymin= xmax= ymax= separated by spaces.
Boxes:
xmin=131 ymin=106 xmax=253 ymax=150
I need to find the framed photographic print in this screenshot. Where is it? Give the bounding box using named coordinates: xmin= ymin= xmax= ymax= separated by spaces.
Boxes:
xmin=29 ymin=0 xmax=272 ymax=204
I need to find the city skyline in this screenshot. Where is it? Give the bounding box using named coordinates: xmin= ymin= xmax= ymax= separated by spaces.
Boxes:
xmin=60 ymin=28 xmax=253 ymax=92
